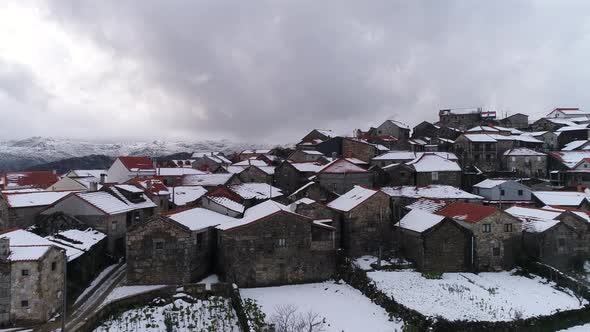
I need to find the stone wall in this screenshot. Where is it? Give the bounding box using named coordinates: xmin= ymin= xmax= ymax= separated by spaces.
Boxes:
xmin=217 ymin=212 xmax=336 ymax=287
xmin=239 ymin=166 xmax=272 ymax=184
xmin=415 ymin=171 xmax=461 ymax=187
xmin=505 ymin=155 xmax=547 ymax=178
xmin=523 ymin=223 xmax=584 ymax=270
xmin=274 ymin=162 xmax=307 ymax=195
xmin=342 ymin=139 xmax=378 ymax=162
xmin=317 ymin=173 xmax=373 ymax=195
xmin=0 ymin=261 xmax=9 ymax=326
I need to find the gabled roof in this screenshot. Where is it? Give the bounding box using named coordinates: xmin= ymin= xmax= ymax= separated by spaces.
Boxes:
xmin=289 ymin=161 xmax=326 ymax=173
xmin=117 ymin=156 xmax=154 ymax=171
xmin=129 ymin=177 xmax=170 ymax=196
xmin=503 ymin=148 xmax=546 ymax=157
xmin=405 ymin=153 xmax=461 ymax=172
xmin=169 ymin=186 xmax=208 ymax=206
xmin=382 ymin=185 xmax=483 ymax=200
xmin=327 ymin=186 xmax=378 ymax=212
xmin=562 ymin=140 xmax=590 ymax=151
xmin=216 ymin=200 xmax=302 ymax=231
xmin=462 ymin=134 xmax=497 ymax=143
xmin=467 ymin=125 xmax=499 ymax=133
xmin=436 ymin=202 xmax=497 ymax=223
xmin=473 ymin=179 xmax=510 ymax=189
xmin=532 ymin=191 xmax=589 ymax=207
xmin=233 ymin=158 xmax=269 ymax=167
xmin=550 ymin=151 xmax=590 ymax=169
xmin=0 ymin=229 xmax=55 ymax=262
xmin=383 ymin=119 xmax=410 ymax=129
xmin=167 ymin=207 xmax=236 ymax=231
xmin=229 ymin=183 xmax=283 ymax=200
xmin=505 ymin=206 xmax=563 ymax=233
xmin=3 ymin=191 xmax=72 ymax=208
xmin=1 ymin=171 xmax=60 ymax=189
xmin=156 ymin=168 xmax=205 ymax=176
xmin=318 ymin=159 xmax=367 ymax=174
xmin=181 ymin=173 xmax=235 ymax=186
xmin=396 ymin=209 xmax=446 ymax=233
xmin=404 ymin=198 xmax=449 ymax=213
xmin=74 ymin=191 xmax=136 ymax=215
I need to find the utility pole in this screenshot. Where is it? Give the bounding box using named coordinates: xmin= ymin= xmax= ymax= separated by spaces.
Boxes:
xmin=61 ymin=250 xmax=67 ymax=332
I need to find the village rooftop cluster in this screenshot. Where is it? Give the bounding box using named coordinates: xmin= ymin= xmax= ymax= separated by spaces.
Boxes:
xmin=1 ymin=107 xmax=590 ymax=329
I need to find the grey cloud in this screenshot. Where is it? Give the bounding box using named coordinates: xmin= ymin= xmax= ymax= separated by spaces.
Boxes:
xmin=33 ymin=0 xmax=590 ymax=141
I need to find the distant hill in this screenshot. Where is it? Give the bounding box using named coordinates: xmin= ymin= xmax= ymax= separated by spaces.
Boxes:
xmin=25 ymin=155 xmax=115 ymax=174
xmin=0 ymin=137 xmax=271 ymax=172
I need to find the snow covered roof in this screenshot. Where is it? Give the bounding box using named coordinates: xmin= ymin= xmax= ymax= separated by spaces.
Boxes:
xmin=0 ymin=229 xmax=55 ymax=262
xmin=550 ymin=151 xmax=590 ymax=169
xmin=115 ymin=184 xmax=145 ymax=194
xmin=117 ymin=156 xmax=154 ymax=171
xmin=157 ymin=168 xmax=205 ymax=176
xmin=181 ymin=173 xmax=234 ymax=186
xmin=109 ymin=186 xmax=157 ymax=210
xmin=373 ymin=151 xmax=458 ymax=162
xmin=406 ymin=154 xmax=461 ymax=172
xmin=288 ymin=181 xmax=316 ymax=199
xmin=233 ymin=159 xmax=269 ymax=167
xmin=327 ymin=186 xmax=378 ymax=212
xmin=556 ymin=125 xmax=589 ymax=132
xmin=289 ymin=162 xmax=325 ymax=173
xmin=288 ymin=197 xmax=317 ymax=211
xmin=167 ymin=207 xmax=236 ymax=231
xmin=229 ymin=183 xmax=283 ymax=200
xmin=404 ymin=198 xmax=449 ymax=213
xmin=319 ymin=159 xmax=367 ymax=174
xmin=473 ymin=179 xmax=510 ymax=189
xmin=532 ymin=191 xmax=589 ymax=207
xmin=130 ymin=177 xmax=170 ymax=196
xmin=2 ymin=171 xmax=60 ymax=189
xmin=207 ymin=154 xmax=232 ymax=164
xmin=75 ymin=191 xmax=136 ymax=215
xmin=462 ymin=134 xmax=497 ymax=143
xmin=170 ymin=186 xmax=208 ymax=206
xmin=503 ymin=148 xmax=546 ymax=157
xmin=395 ymin=209 xmax=445 ymax=233
xmin=437 ymin=202 xmax=498 ymax=223
xmin=505 ymin=206 xmax=563 ymax=227
xmin=382 ymin=185 xmax=483 ymax=200
xmin=241 ymin=149 xmax=272 ymax=155
xmin=191 ymin=151 xmax=223 ymax=159
xmin=68 ymin=170 xmax=107 ymax=178
xmin=216 ymin=200 xmax=298 ymax=231
xmin=562 ymin=140 xmax=590 ymax=151
xmin=384 ymin=119 xmax=410 ymax=129
xmin=467 ymin=126 xmax=499 ymax=132
xmin=45 ymin=228 xmax=106 ymax=261
xmin=4 ymin=191 xmax=72 ymax=208
xmin=521 ymin=131 xmax=550 ymax=137
xmin=208 ymin=196 xmax=245 ymax=213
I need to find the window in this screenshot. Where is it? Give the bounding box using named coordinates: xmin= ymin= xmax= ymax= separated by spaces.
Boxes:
xmin=558 ymin=238 xmax=566 ymax=247
xmin=112 ymin=220 xmax=118 ymax=231
xmin=511 ymin=157 xmax=516 ymax=162
xmin=431 ymin=172 xmax=439 ymax=181
xmin=21 ymin=300 xmax=29 ymax=308
xmin=155 ymin=241 xmax=164 ymax=250
xmin=483 ymin=224 xmax=492 ymax=233
xmin=537 ymin=156 xmax=542 ymax=162
xmin=51 ymin=262 xmax=57 ymax=271
xmin=504 ymin=223 xmax=513 ymax=232
xmin=525 ymin=157 xmax=530 ymax=163
xmin=500 ymin=189 xmax=505 ymax=196
xmin=21 ymin=269 xmax=29 ymax=277
xmin=517 ymin=190 xmax=523 ymax=196
xmin=276 ymin=238 xmax=286 ymax=247
xmin=493 ymin=246 xmax=501 ymax=256
xmin=196 ymin=232 xmax=204 ymax=249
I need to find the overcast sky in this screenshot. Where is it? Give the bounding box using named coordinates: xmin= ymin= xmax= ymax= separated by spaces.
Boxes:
xmin=1 ymin=1 xmax=589 ymax=143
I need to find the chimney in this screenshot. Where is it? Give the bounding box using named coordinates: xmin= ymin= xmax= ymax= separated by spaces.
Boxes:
xmin=147 ymin=181 xmax=153 ymax=190
xmin=0 ymin=238 xmax=8 ymax=261
xmin=89 ymin=181 xmax=98 ymax=192
xmin=331 ymin=152 xmax=337 ymax=160
xmin=52 ymin=169 xmax=57 ymax=175
xmin=100 ymin=173 xmax=107 ymax=185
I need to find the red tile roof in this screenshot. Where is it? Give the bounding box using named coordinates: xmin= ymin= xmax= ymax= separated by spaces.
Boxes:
xmin=1 ymin=171 xmax=59 ymax=189
xmin=129 ymin=177 xmax=169 ymax=196
xmin=118 ymin=156 xmax=154 ymax=171
xmin=436 ymin=202 xmax=497 ymax=223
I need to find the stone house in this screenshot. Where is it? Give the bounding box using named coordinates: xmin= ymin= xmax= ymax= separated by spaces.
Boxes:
xmin=405 ymin=153 xmax=462 ymax=187
xmin=238 ymin=149 xmax=273 ymax=162
xmin=342 ymin=138 xmax=388 ymax=163
xmin=557 ymin=127 xmax=590 ymax=149
xmin=327 ymin=186 xmax=392 ymax=257
xmin=127 ymin=208 xmax=235 ymax=285
xmin=546 ymin=107 xmax=590 ymax=119
xmin=180 ymin=173 xmax=241 ymax=190
xmin=531 ymin=117 xmax=576 ymax=132
xmin=371 ymin=151 xmax=420 ymax=168
xmin=394 ymin=209 xmax=471 ymax=272
xmin=288 ymin=198 xmax=334 ymax=221
xmin=41 ymin=190 xmax=156 ymax=255
xmin=521 ymin=131 xmax=558 ymax=151
xmin=438 ymin=108 xmax=495 ymax=130
xmin=191 ymin=154 xmax=232 ymax=173
xmin=0 ymin=229 xmax=65 ymax=325
xmin=216 ymin=200 xmax=336 ymax=287
xmin=498 ymin=113 xmax=529 ymax=129
xmin=437 ymin=202 xmax=522 ymax=271
xmin=200 ymin=186 xmax=246 ymax=217
xmin=503 ymin=148 xmax=547 ymax=178
xmin=238 ymin=165 xmax=274 ymax=184
xmin=375 ymin=120 xmax=411 ymax=139
xmin=273 ymin=161 xmax=324 ymax=195
xmin=288 ymin=150 xmax=326 ymax=163
xmin=412 ymin=121 xmax=439 ymax=140
xmin=106 ymin=156 xmax=156 ymax=184
xmin=317 ymin=159 xmax=373 ymax=195
xmin=128 ymin=177 xmax=171 ymax=213
xmin=381 ymin=163 xmax=415 ymax=187
xmin=0 ymin=191 xmax=71 ymax=231
xmin=296 ymin=129 xmax=334 ymax=149
xmin=531 ymin=191 xmax=590 ymax=209
xmin=0 ymin=171 xmax=60 ymax=191
xmin=454 ymin=134 xmax=498 ymax=172
xmin=472 ymin=179 xmax=533 ymax=205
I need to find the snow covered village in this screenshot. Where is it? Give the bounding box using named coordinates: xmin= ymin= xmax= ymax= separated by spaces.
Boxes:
xmin=0 ymin=109 xmax=589 ymax=331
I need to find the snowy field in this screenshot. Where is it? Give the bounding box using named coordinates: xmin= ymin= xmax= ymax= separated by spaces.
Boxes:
xmin=560 ymin=323 xmax=590 ymax=331
xmin=101 ymin=285 xmax=167 ymax=307
xmin=94 ymin=296 xmax=239 ymax=332
xmin=368 ymin=270 xmax=587 ymax=321
xmin=241 ymin=281 xmax=404 ymax=332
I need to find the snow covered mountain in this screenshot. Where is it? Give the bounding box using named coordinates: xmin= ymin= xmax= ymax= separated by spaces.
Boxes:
xmin=0 ymin=137 xmax=270 ymax=171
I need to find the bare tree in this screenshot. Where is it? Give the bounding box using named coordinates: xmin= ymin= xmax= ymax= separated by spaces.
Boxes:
xmin=270 ymin=304 xmax=326 ymax=332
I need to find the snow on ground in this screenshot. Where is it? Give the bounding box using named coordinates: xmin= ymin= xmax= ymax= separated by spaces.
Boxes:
xmin=368 ymin=270 xmax=587 ymax=321
xmin=94 ymin=296 xmax=239 ymax=332
xmin=353 ymin=255 xmax=410 ymax=271
xmin=102 ymin=285 xmax=167 ymax=306
xmin=75 ymin=264 xmax=118 ymax=304
xmin=559 ymin=323 xmax=590 ymax=331
xmin=197 ymin=274 xmax=219 ymax=290
xmin=241 ymin=281 xmax=404 ymax=332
